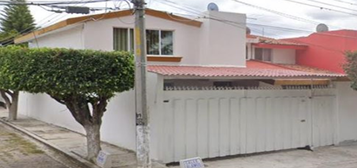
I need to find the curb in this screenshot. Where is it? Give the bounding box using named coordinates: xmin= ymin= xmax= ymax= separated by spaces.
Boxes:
xmin=0 ymin=118 xmax=100 ymax=168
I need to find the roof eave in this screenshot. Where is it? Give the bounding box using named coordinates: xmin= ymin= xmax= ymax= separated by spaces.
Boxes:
xmin=15 ymin=8 xmax=202 ymax=44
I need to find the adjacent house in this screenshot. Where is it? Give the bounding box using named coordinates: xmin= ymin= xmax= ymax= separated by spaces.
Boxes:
xmin=287 ymin=29 xmax=357 ymax=74
xmin=14 ymin=8 xmax=356 ymax=164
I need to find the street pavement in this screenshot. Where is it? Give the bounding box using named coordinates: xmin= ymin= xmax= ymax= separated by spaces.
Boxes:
xmin=169 ymin=143 xmax=357 ymax=168
xmin=0 ymin=123 xmax=68 ymax=168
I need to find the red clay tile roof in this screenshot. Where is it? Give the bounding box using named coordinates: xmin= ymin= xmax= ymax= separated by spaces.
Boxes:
xmin=247 ymin=60 xmax=343 ymax=74
xmin=278 ymin=64 xmax=339 ymax=74
xmin=246 ymin=60 xmax=291 ymax=70
xmin=247 ymin=34 xmax=307 ymax=46
xmin=147 ymin=64 xmax=345 ymax=78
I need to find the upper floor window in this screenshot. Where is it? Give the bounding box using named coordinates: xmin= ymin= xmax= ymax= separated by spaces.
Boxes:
xmin=113 ymin=28 xmax=134 ymax=52
xmin=113 ymin=28 xmax=174 ymax=56
xmin=255 ymin=48 xmax=272 ymax=62
xmin=147 ymin=30 xmax=173 ymax=55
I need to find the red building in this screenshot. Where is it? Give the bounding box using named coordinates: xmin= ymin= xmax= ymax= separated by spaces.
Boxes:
xmin=286 ymin=30 xmax=357 ymax=74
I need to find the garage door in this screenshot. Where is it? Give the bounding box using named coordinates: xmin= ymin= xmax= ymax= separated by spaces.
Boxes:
xmin=159 ymin=88 xmax=336 ymax=163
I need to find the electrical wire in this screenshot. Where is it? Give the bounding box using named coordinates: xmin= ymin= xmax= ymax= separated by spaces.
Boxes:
xmin=155 ymin=0 xmax=357 ymax=40
xmin=329 ymin=0 xmax=357 ymax=6
xmin=306 ymin=0 xmax=357 ymax=13
xmin=284 ymin=0 xmax=357 ymax=16
xmin=153 ymin=0 xmax=356 ymax=53
xmin=231 ymin=0 xmax=320 ymax=25
xmin=0 ymin=11 xmax=63 ymax=45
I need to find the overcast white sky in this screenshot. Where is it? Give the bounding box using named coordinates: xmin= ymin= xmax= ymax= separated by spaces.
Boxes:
xmin=27 ymin=0 xmax=357 ymax=38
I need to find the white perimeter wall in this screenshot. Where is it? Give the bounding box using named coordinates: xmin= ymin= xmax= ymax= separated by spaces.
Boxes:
xmin=336 ymin=81 xmax=357 ymax=142
xmin=18 ymin=73 xmax=160 ymax=151
xmin=272 ymin=48 xmax=296 ymax=64
xmin=29 ymin=25 xmax=84 ymax=49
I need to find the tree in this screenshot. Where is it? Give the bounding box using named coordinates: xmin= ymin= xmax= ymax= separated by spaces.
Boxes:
xmin=344 ymin=51 xmax=357 ymax=89
xmin=0 ymin=0 xmax=36 ymax=45
xmin=0 ymin=0 xmax=35 ymax=120
xmin=0 ymin=46 xmax=135 ymax=161
xmin=0 ymin=46 xmax=25 ymax=120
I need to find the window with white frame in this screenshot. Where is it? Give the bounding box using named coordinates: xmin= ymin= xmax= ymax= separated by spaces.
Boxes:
xmin=113 ymin=28 xmax=134 ymax=52
xmin=255 ymin=48 xmax=272 ymax=62
xmin=113 ymin=28 xmax=174 ymax=56
xmin=146 ymin=30 xmax=173 ymax=55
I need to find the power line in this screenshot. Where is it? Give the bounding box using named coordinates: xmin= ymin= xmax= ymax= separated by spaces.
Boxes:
xmin=0 ymin=0 xmax=110 ymax=5
xmin=2 ymin=0 xmax=130 ymax=46
xmin=330 ymin=0 xmax=357 ymax=6
xmin=284 ymin=0 xmax=357 ymax=16
xmin=0 ymin=0 xmax=82 ymax=45
xmin=153 ymin=0 xmax=356 ymax=52
xmin=306 ymin=0 xmax=357 ymax=13
xmin=155 ymin=0 xmax=357 ymax=40
xmin=231 ymin=0 xmax=320 ymax=25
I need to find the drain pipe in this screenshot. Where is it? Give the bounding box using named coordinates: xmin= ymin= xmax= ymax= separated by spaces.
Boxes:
xmin=309 ymin=78 xmax=314 ymax=151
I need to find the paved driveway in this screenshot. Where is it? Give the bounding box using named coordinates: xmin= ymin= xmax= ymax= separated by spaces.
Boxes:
xmin=0 ymin=123 xmax=68 ymax=168
xmin=170 ymin=144 xmax=357 ymax=168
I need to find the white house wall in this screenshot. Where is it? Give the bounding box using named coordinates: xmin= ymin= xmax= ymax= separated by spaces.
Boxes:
xmin=18 ymin=73 xmax=160 ymax=151
xmin=29 ymin=25 xmax=84 ymax=49
xmin=83 ymin=15 xmax=201 ymax=65
xmin=335 ymin=81 xmax=357 ymax=143
xmin=272 ymin=48 xmax=296 ymax=64
xmin=198 ymin=11 xmax=246 ymax=67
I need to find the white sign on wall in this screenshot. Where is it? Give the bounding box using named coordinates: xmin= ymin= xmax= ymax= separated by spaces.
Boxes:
xmin=180 ymin=157 xmax=205 ymax=168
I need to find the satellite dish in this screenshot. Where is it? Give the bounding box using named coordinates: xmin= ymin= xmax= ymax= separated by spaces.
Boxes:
xmin=207 ymin=3 xmax=219 ymax=11
xmin=246 ymin=27 xmax=251 ymax=34
xmin=316 ymin=23 xmax=329 ymax=32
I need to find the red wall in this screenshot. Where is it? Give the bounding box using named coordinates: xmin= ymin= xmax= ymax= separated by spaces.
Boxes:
xmin=287 ymin=30 xmax=357 ymax=74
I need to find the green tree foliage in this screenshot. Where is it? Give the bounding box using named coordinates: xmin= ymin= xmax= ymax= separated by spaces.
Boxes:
xmin=0 ymin=46 xmax=135 ymax=160
xmin=0 ymin=0 xmax=36 ymax=45
xmin=0 ymin=45 xmax=25 ymax=120
xmin=344 ymin=51 xmax=357 ymax=89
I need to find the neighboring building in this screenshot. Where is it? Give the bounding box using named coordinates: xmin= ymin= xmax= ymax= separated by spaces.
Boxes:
xmin=246 ymin=34 xmax=307 ymax=64
xmin=14 ymin=8 xmax=357 ymax=164
xmin=286 ymin=30 xmax=357 ymax=73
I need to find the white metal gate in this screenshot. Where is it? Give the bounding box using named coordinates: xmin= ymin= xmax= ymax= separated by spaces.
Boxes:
xmin=159 ymin=87 xmax=336 ymax=163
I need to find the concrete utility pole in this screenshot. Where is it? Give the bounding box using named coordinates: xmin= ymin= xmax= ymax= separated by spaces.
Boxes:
xmin=132 ymin=0 xmax=151 ymax=167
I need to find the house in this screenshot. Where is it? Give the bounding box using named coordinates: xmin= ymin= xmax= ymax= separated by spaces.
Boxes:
xmin=245 ymin=31 xmax=357 ymax=149
xmin=286 ymin=29 xmax=357 ymax=73
xmin=14 ymin=7 xmax=355 ymax=164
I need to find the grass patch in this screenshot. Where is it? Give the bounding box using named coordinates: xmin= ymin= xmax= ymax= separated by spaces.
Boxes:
xmin=0 ymin=129 xmax=43 ymax=155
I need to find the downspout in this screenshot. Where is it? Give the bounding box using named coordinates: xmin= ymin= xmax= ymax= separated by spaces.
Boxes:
xmin=310 ymin=78 xmax=314 ymax=150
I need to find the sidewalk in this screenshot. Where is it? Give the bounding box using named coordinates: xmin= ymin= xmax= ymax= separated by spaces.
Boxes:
xmin=0 ymin=109 xmax=166 ymax=168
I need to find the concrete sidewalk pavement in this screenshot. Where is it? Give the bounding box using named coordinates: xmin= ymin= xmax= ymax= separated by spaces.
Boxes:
xmin=0 ymin=110 xmax=165 ymax=168
xmin=168 ymin=144 xmax=357 ymax=168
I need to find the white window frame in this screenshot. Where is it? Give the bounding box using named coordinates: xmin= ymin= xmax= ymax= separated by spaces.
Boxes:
xmin=114 ymin=27 xmax=175 ymax=55
xmin=147 ymin=29 xmax=174 ymax=56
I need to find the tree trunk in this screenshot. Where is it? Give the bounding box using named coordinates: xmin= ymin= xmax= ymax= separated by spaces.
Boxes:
xmin=8 ymin=91 xmax=19 ymax=121
xmin=0 ymin=90 xmax=19 ymax=121
xmin=84 ymin=123 xmax=101 ymax=162
xmin=52 ymin=95 xmax=108 ymax=162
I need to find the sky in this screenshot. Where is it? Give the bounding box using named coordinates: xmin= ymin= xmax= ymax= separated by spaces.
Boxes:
xmin=26 ymin=0 xmax=357 ymax=38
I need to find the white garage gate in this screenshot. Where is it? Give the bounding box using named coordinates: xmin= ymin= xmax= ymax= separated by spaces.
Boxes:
xmin=157 ymin=86 xmax=337 ymax=163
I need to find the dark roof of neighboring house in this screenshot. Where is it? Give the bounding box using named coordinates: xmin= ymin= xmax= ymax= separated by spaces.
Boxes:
xmin=15 ymin=8 xmax=202 ymax=44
